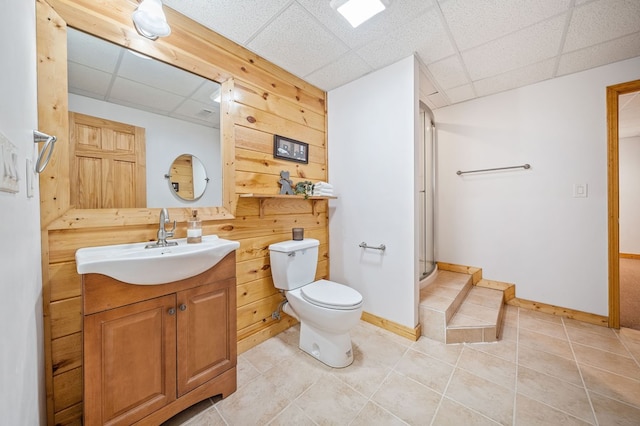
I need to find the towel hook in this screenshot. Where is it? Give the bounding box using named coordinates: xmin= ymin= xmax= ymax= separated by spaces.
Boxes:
xmin=33 ymin=130 xmax=57 ymax=173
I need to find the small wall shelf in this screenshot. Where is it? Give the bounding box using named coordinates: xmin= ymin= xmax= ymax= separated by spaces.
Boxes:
xmin=239 ymin=193 xmax=337 ymax=218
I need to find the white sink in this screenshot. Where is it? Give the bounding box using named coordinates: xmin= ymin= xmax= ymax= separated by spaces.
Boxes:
xmin=76 ymin=235 xmax=240 ymax=285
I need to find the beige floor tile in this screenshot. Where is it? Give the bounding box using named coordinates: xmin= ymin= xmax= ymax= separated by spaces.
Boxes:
xmin=445 ymin=368 xmax=514 ymax=425
xmin=433 ymin=397 xmax=500 ymax=425
xmin=565 ymin=326 xmax=630 ymax=356
xmin=267 ymin=404 xmax=315 ymax=426
xmin=242 ymin=335 xmax=300 ymax=373
xmin=350 ymin=401 xmax=407 ymax=426
xmin=294 ymin=375 xmax=368 ymax=424
xmin=516 ymin=366 xmax=595 ymax=423
xmin=502 ymin=305 xmax=519 ymax=325
xmin=464 ymin=287 xmax=503 ymax=308
xmin=455 ymin=303 xmax=500 ymax=324
xmin=162 ymin=399 xmax=215 ymax=426
xmin=447 ymin=326 xmax=484 ymax=343
xmin=466 ymin=340 xmax=517 ymax=363
xmin=372 ymin=371 xmax=442 ymax=425
xmin=518 ymin=315 xmax=568 ymax=340
xmin=589 ymin=390 xmax=640 ymax=426
xmin=216 ymin=374 xmax=292 ymax=425
xmin=236 ymin=355 xmax=261 ymax=389
xmin=500 ymin=324 xmax=518 ymax=342
xmin=420 ymin=307 xmax=446 ymax=341
xmin=580 ymin=365 xmax=640 ymax=408
xmin=513 ymin=394 xmax=592 ymax=426
xmin=261 ymin=354 xmax=324 ymax=400
xmin=411 ymin=336 xmax=463 ymax=365
xmin=394 ymin=348 xmax=455 ymax=393
xmin=518 ymin=328 xmax=574 ymax=359
xmin=518 ymin=308 xmax=562 ymax=324
xmin=564 ymin=318 xmax=618 ymax=338
xmin=457 ymin=346 xmax=516 ymax=390
xmin=434 ymin=271 xmax=471 ymax=290
xmin=620 ymin=336 xmax=640 ymax=360
xmin=351 ymin=326 xmax=409 ymax=367
xmin=572 ymin=342 xmax=640 ymax=380
xmin=183 ymin=407 xmax=227 ymax=426
xmin=330 ymin=349 xmax=391 ymax=398
xmin=517 ymin=345 xmax=583 ymax=386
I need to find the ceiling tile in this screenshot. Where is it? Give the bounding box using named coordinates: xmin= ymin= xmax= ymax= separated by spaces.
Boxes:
xmin=68 ymin=62 xmax=112 ymax=99
xmin=474 ymin=59 xmax=556 ymax=98
xmin=118 ymin=52 xmax=204 ymax=97
xmin=563 ymin=0 xmax=640 ymax=52
xmin=297 ymin=0 xmax=436 ymax=49
xmin=358 ymin=8 xmax=454 ymax=70
xmin=247 ymin=2 xmax=348 ymax=78
xmin=557 ymin=32 xmax=640 ymax=76
xmin=305 ymin=52 xmax=373 ymax=91
xmin=439 ymin=0 xmax=572 ymax=51
xmin=462 ymin=14 xmax=566 ymax=81
xmin=427 ymin=55 xmax=468 ymax=89
xmin=67 ymin=28 xmax=120 ymax=73
xmin=164 ymin=0 xmax=289 ymax=44
xmin=427 ymin=92 xmax=450 ymax=109
xmin=445 ymin=84 xmax=475 ymax=104
xmin=109 ymin=78 xmax=184 ymax=114
xmin=172 ymin=99 xmax=221 ymax=128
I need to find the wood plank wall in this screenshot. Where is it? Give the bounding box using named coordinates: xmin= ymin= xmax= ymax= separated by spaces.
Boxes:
xmin=37 ymin=1 xmax=329 ymax=424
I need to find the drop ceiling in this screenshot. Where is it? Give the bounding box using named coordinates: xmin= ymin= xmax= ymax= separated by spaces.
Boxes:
xmin=68 ymin=0 xmax=640 ymax=135
xmin=163 ymin=0 xmax=640 ymax=112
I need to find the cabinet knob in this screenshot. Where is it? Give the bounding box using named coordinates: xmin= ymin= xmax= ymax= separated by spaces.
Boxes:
xmin=179 ymin=304 xmax=187 ymax=311
xmin=168 ymin=307 xmax=176 ymax=315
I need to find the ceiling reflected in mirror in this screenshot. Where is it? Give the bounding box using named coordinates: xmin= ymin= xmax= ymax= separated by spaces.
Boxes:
xmin=66 ymin=28 xmax=221 ymax=129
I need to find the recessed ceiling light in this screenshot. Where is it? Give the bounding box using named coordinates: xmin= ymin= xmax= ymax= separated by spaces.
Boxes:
xmin=330 ymin=0 xmax=387 ymax=28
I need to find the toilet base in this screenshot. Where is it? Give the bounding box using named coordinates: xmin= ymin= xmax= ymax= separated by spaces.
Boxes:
xmin=298 ymin=322 xmax=354 ymax=368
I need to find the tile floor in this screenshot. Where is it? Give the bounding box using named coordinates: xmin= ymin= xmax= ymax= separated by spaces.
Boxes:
xmin=164 ymin=306 xmax=640 ymax=425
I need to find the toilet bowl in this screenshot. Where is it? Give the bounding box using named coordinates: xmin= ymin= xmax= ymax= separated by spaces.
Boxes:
xmin=269 ymin=239 xmax=363 ymax=368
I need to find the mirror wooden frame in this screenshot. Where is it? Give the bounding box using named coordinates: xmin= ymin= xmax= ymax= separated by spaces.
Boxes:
xmin=36 ymin=0 xmax=236 ymax=231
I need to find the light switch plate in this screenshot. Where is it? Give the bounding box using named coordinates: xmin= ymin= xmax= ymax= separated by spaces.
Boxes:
xmin=573 ymin=183 xmax=588 ymax=198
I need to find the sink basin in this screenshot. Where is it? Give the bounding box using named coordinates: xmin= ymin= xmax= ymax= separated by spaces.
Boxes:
xmin=76 ymin=235 xmax=240 ymax=285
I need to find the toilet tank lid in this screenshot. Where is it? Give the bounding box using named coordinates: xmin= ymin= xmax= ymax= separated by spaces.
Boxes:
xmin=269 ymin=238 xmax=319 ymax=253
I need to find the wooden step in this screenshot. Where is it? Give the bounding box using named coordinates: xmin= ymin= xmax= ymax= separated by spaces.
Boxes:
xmin=419 ymin=270 xmax=505 ymax=344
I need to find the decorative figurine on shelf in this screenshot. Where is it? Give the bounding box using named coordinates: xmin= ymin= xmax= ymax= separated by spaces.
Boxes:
xmin=278 ymin=170 xmax=295 ymax=195
xmin=294 ymin=181 xmax=314 ymax=199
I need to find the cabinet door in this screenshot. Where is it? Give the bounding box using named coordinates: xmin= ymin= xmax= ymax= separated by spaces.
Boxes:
xmin=84 ymin=295 xmax=176 ymax=426
xmin=176 ymin=280 xmax=235 ymax=396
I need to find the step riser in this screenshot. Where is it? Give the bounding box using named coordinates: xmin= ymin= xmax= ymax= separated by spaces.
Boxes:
xmin=419 ymin=270 xmax=505 ymax=344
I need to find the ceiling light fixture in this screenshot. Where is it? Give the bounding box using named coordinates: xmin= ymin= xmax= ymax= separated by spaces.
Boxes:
xmin=330 ymin=0 xmax=387 ymax=28
xmin=132 ymin=0 xmax=171 ymax=40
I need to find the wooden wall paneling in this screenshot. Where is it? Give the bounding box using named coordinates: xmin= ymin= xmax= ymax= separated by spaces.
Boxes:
xmin=51 ymin=333 xmax=82 ymax=376
xmin=52 ymin=367 xmax=82 ymax=413
xmin=50 ymin=297 xmax=82 ymax=340
xmin=38 ymin=1 xmax=328 ymax=423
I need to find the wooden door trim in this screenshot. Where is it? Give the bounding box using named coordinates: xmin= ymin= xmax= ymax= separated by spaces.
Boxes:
xmin=607 ymin=78 xmax=640 ymax=329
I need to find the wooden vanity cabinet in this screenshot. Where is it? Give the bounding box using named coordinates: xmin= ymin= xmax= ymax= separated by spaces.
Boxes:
xmin=82 ymin=253 xmax=237 ymax=426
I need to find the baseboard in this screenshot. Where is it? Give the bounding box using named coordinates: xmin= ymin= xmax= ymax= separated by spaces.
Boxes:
xmin=620 ymin=253 xmax=640 ymax=260
xmin=361 ymin=311 xmax=421 ymax=341
xmin=507 ymin=298 xmax=608 ymax=327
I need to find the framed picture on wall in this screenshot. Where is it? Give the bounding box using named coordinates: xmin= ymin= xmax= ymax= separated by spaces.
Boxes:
xmin=274 ymin=135 xmax=309 ymax=164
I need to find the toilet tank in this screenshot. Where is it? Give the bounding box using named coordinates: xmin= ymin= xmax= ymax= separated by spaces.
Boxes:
xmin=268 ymin=238 xmax=319 ymax=290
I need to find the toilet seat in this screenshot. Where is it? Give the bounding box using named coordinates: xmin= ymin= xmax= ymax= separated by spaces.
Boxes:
xmin=300 ymin=280 xmax=363 ymax=310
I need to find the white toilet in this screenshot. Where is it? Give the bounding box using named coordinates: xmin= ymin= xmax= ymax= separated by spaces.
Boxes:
xmin=269 ymin=238 xmax=363 ymax=368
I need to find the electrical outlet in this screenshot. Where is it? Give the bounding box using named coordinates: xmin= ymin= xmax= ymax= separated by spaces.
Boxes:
xmin=573 ymin=183 xmax=588 ymax=198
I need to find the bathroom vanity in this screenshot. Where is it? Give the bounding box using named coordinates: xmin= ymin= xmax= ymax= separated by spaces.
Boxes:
xmin=81 ymin=252 xmax=237 ymax=425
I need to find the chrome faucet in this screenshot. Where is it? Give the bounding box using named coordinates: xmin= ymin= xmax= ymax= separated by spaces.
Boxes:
xmin=146 ymin=208 xmax=177 ymax=248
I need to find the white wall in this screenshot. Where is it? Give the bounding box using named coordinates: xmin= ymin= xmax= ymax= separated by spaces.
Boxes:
xmin=0 ymin=0 xmax=45 ymax=423
xmin=69 ymin=94 xmax=222 ymax=207
xmin=435 ymin=56 xmax=640 ymax=317
xmin=328 ymin=56 xmax=419 ymax=329
xmin=620 ymin=136 xmax=640 ymax=254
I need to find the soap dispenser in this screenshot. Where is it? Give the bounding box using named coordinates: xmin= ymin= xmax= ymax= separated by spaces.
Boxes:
xmin=187 ymin=209 xmax=202 ymax=244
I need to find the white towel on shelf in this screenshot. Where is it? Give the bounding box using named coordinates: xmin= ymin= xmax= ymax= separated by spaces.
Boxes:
xmin=314 ymin=181 xmax=333 ymax=189
xmin=312 ymin=189 xmax=333 ymax=196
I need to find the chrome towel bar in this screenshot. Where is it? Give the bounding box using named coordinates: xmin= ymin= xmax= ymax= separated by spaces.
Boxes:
xmin=457 ymin=163 xmax=530 ymax=176
xmin=359 ymin=242 xmax=386 ymax=251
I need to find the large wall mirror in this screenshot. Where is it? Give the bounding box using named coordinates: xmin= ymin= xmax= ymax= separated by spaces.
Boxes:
xmin=36 ymin=0 xmax=236 ymax=227
xmin=67 ymin=28 xmax=222 ymax=208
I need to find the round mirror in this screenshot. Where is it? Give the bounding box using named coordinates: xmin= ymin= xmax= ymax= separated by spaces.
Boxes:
xmin=166 ymin=154 xmax=209 ymax=201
